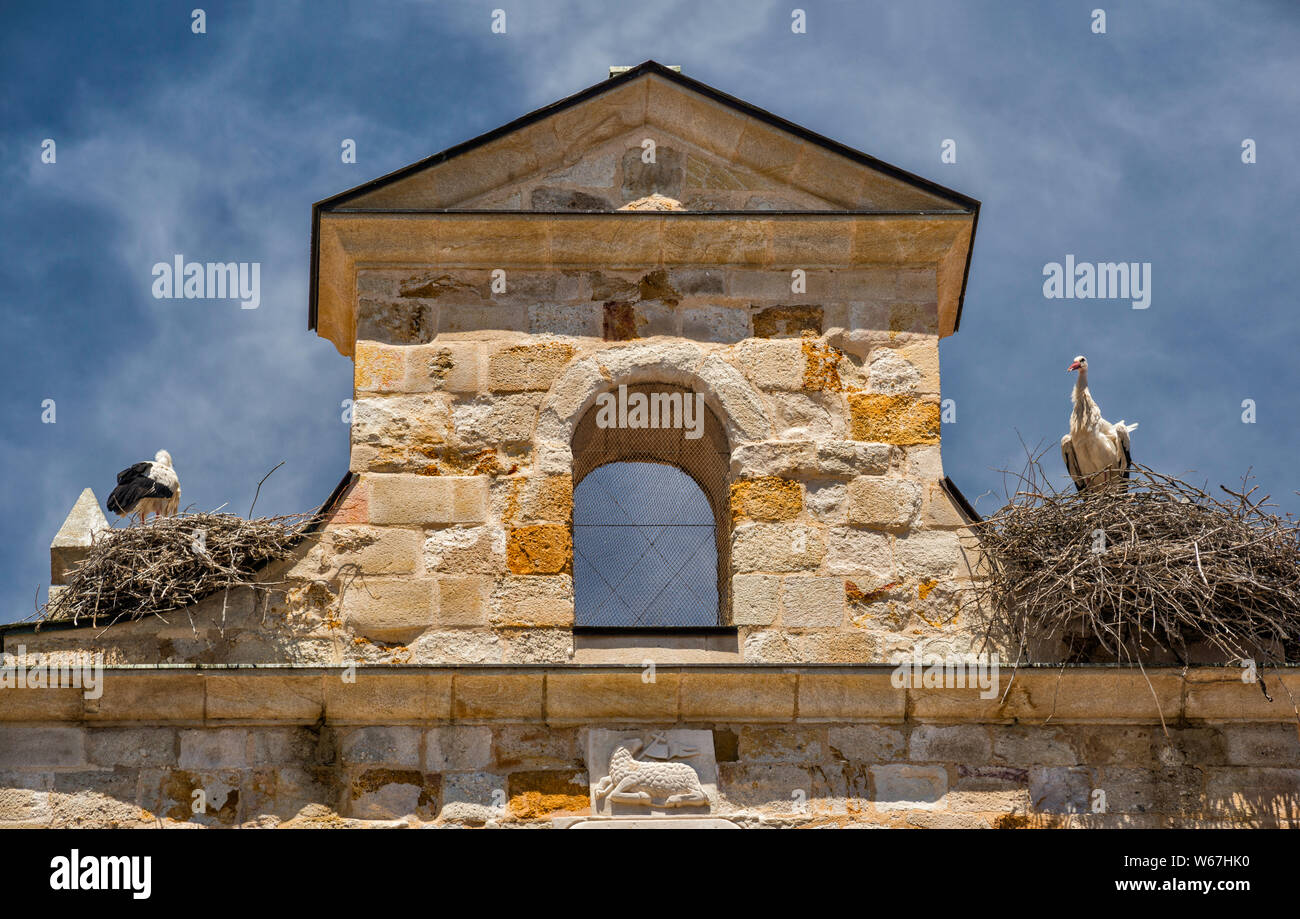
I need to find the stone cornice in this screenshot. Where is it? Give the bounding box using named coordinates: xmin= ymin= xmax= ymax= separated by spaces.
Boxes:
xmin=1 ymin=665 xmax=1293 ymax=726
xmin=315 ymin=211 xmax=975 ymax=355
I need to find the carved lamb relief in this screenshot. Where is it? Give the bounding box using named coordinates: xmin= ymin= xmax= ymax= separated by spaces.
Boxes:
xmin=587 ymin=729 xmax=719 ymax=816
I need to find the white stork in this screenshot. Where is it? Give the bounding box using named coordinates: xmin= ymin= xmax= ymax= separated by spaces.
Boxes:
xmin=1060 ymin=356 xmax=1138 ymax=493
xmin=107 ymin=450 xmax=181 ymax=522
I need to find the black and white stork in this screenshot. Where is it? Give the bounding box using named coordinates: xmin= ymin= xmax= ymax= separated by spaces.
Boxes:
xmin=107 ymin=450 xmax=181 ymax=522
xmin=1060 ymin=356 xmax=1138 ymax=493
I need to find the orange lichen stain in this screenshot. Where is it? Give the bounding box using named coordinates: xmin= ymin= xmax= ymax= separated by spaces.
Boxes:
xmin=917 ymin=578 xmax=938 ymax=600
xmin=507 ymin=772 xmax=590 ymax=819
xmin=845 ymin=580 xmax=901 ymax=605
xmin=994 ymin=813 xmax=1032 ymax=830
xmin=801 ymin=334 xmax=843 ymax=391
xmin=507 ymin=525 xmax=572 ymax=574
xmin=848 ymin=393 xmax=940 ymax=445
xmin=416 ymin=448 xmax=516 ymax=477
xmin=730 ymin=477 xmax=802 ymax=522
xmin=515 ymin=475 xmax=573 ymax=523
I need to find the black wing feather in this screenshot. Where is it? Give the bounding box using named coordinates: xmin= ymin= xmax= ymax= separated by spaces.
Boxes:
xmin=107 ymin=463 xmax=173 ymax=514
xmin=116 ymin=462 xmax=153 ymax=485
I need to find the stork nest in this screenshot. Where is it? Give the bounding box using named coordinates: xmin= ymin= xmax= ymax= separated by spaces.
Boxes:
xmin=40 ymin=512 xmax=316 ymax=628
xmin=973 ymin=459 xmax=1300 ymax=666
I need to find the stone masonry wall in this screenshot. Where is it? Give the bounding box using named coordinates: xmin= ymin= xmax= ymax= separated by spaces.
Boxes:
xmin=2 ymin=668 xmax=1297 ymax=828
xmin=257 ymin=262 xmax=977 ymax=666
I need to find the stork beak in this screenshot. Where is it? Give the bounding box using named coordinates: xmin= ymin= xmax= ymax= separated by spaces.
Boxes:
xmin=1067 ymin=362 xmax=1080 ymax=371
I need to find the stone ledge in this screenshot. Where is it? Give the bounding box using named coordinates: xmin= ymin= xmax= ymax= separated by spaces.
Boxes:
xmin=1 ymin=665 xmax=1295 ymax=726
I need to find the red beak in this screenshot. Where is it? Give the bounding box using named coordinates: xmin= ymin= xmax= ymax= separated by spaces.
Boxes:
xmin=1067 ymin=361 xmax=1081 ymax=371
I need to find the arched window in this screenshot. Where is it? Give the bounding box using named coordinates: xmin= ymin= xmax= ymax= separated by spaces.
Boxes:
xmin=571 ymin=383 xmax=730 ymax=628
xmin=573 ymin=462 xmax=718 ymax=627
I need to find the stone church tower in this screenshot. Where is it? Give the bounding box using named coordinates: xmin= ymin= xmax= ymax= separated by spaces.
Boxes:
xmin=6 ymin=63 xmax=1287 ymax=828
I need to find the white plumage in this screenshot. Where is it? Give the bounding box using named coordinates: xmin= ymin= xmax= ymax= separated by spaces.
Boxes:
xmin=1060 ymin=356 xmax=1138 ymax=493
xmin=106 ymin=449 xmax=181 ymax=522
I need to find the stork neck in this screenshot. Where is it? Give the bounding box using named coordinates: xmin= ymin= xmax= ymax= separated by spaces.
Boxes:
xmin=1073 ymin=369 xmax=1090 ymax=402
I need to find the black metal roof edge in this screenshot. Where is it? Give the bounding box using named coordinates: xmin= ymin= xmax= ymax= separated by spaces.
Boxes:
xmin=952 ymin=199 xmax=980 ymax=333
xmin=940 ymin=475 xmax=982 ymax=524
xmin=305 ymin=470 xmax=359 ymax=536
xmin=308 ymin=59 xmax=981 ymax=331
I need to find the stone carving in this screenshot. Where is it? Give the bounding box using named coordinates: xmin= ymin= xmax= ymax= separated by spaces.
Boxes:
xmin=587 ymin=729 xmax=718 ymax=815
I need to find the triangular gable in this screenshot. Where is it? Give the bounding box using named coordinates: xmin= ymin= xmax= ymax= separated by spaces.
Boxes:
xmin=322 ymin=62 xmax=975 ymax=215
xmin=310 ymin=62 xmax=980 ymax=337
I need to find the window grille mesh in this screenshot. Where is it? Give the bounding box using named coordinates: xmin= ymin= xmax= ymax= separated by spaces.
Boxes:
xmin=571 ymin=383 xmax=730 ymax=628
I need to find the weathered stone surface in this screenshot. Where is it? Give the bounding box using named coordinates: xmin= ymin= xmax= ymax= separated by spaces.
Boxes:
xmin=340 ymin=577 xmax=437 ymax=640
xmin=424 ymin=525 xmax=505 ymax=573
xmin=340 ymin=726 xmax=420 ymax=767
xmin=354 ymin=341 xmax=405 ymax=392
xmin=730 ymin=441 xmax=818 ymax=478
xmin=487 ymin=342 xmax=576 ymax=392
xmin=404 ymin=343 xmax=482 ymax=393
xmin=621 ymin=146 xmax=685 ymax=200
xmin=368 ymin=475 xmax=489 ymax=525
xmin=871 ymin=764 xmax=947 ymax=811
xmin=435 ymin=575 xmax=490 ymax=627
xmin=848 ymin=393 xmax=940 ymax=444
xmin=506 ymin=524 xmax=572 ymax=574
xmin=730 ymin=476 xmax=802 ymax=522
xmin=490 ymin=574 xmax=573 ymax=627
xmin=731 ymin=574 xmax=780 ymax=626
xmin=816 ymin=441 xmax=892 ymax=476
xmin=508 ymin=770 xmax=590 ymax=819
xmin=328 ymin=526 xmax=423 ymax=575
xmin=828 ymin=725 xmax=907 ymax=761
xmin=451 ymin=394 xmax=542 ymax=449
xmin=824 ymin=528 xmax=894 ymax=577
xmin=780 ymin=577 xmax=844 ymax=627
xmin=892 ymin=530 xmax=963 ymax=579
xmin=847 ymin=477 xmax=921 ymax=529
xmin=731 ymin=522 xmax=825 ymax=572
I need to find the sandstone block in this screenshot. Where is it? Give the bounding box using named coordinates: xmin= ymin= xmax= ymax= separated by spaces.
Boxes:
xmin=780 ymin=576 xmax=844 ymax=627
xmin=354 ymin=341 xmax=405 ymax=393
xmin=817 ymin=441 xmax=892 ymax=476
xmin=731 ymin=522 xmax=826 ymax=573
xmin=340 ymin=577 xmax=437 ymax=640
xmin=436 ymin=575 xmax=489 ymax=627
xmin=368 ymin=475 xmax=488 ymax=525
xmin=847 ymin=477 xmax=921 ymax=529
xmin=729 ymin=441 xmax=818 ymax=478
xmin=506 ymin=525 xmax=572 ymax=574
xmin=848 ymin=393 xmax=940 ymax=445
xmin=731 ymin=574 xmax=780 ymax=626
xmin=487 ymin=342 xmax=576 ymax=392
xmin=730 ymin=476 xmax=803 ymax=522
xmin=871 ymin=764 xmax=947 ymax=811
xmin=404 ymin=343 xmax=483 ymax=394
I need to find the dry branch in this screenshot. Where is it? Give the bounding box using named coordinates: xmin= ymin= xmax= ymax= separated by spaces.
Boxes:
xmin=40 ymin=512 xmax=315 ymax=628
xmin=973 ymin=454 xmax=1300 ymax=665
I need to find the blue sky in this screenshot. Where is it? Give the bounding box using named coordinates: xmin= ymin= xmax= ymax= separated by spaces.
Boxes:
xmin=2 ymin=1 xmax=1297 ymax=622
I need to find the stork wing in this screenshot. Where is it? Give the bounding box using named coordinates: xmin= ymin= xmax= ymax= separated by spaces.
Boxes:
xmin=107 ymin=464 xmax=174 ymax=514
xmin=115 ymin=461 xmax=153 ymax=484
xmin=1061 ymin=435 xmax=1086 ymax=492
xmin=1115 ymin=423 xmax=1135 ymax=480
